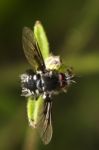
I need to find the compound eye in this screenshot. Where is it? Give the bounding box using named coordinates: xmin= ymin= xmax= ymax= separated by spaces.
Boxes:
xmin=59 ymin=73 xmax=66 ymax=87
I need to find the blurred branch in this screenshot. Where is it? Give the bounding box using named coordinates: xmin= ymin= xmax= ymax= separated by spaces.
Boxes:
xmin=22 ymin=127 xmax=38 ymax=150
xmin=63 ymin=53 xmax=99 ymax=74
xmin=0 ymin=51 xmax=99 ymax=88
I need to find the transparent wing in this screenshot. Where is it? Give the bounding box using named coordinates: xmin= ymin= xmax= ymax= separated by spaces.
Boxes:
xmin=22 ymin=27 xmax=45 ymax=72
xmin=37 ymin=100 xmax=53 ymax=145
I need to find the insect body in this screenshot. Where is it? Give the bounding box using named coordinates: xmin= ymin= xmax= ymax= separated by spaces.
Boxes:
xmin=21 ymin=69 xmax=73 ymax=100
xmin=20 ymin=25 xmax=74 ymax=144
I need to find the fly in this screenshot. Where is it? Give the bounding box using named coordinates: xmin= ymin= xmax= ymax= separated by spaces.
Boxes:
xmin=20 ymin=22 xmax=74 ymax=145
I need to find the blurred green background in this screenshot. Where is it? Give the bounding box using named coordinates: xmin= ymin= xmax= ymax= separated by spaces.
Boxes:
xmin=0 ymin=0 xmax=99 ymax=150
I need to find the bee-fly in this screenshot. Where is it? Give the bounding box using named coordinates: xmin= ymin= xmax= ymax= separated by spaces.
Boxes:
xmin=20 ymin=26 xmax=74 ymax=144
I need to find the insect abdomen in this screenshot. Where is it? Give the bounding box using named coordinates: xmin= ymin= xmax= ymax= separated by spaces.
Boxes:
xmin=21 ymin=73 xmax=36 ymax=96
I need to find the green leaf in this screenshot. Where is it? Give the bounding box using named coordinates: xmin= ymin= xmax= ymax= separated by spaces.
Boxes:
xmin=27 ymin=96 xmax=44 ymax=127
xmin=34 ymin=20 xmax=50 ymax=59
xmin=27 ymin=97 xmax=35 ymax=125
